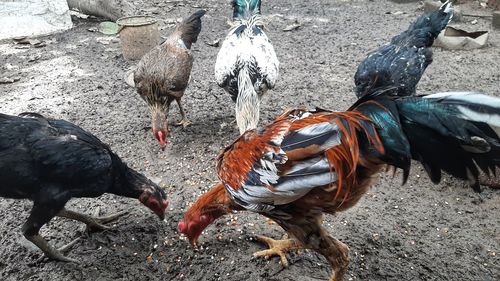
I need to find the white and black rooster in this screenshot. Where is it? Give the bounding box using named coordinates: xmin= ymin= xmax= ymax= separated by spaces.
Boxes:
xmin=215 ymin=0 xmax=279 ymax=134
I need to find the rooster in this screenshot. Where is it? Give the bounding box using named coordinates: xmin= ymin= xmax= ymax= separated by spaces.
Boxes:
xmin=214 ymin=0 xmax=279 ymax=134
xmin=354 ymin=1 xmax=453 ymax=98
xmin=134 ymin=10 xmax=206 ymax=149
xmin=0 ymin=113 xmax=168 ymax=262
xmin=179 ymin=89 xmax=500 ymax=280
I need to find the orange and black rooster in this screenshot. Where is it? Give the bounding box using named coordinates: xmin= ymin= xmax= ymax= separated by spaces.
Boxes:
xmin=179 ymin=88 xmax=500 ymax=280
xmin=0 ymin=113 xmax=168 ymax=262
xmin=134 ymin=10 xmax=206 ymax=149
xmin=354 ymin=1 xmax=453 ymax=98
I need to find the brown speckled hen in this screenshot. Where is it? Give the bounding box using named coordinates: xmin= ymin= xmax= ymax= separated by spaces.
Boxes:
xmin=134 ymin=10 xmax=206 ymax=149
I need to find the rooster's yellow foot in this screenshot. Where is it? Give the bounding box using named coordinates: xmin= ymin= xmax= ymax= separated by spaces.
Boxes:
xmin=253 ymin=235 xmax=303 ymax=267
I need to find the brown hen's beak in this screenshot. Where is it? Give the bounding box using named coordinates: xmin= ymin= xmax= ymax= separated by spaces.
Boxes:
xmin=159 ymin=132 xmax=166 ymax=150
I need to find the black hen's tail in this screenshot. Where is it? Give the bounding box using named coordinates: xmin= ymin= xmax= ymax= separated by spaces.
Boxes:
xmin=354 ymin=1 xmax=453 ymax=98
xmin=176 ymin=10 xmax=206 ymax=49
xmin=354 ymin=91 xmax=500 ymax=191
xmin=391 ymin=1 xmax=453 ymax=47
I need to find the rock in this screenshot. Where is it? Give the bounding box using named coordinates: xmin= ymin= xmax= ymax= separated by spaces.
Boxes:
xmin=423 ymin=0 xmax=442 ymax=12
xmin=67 ymin=0 xmax=135 ymax=21
xmin=0 ymin=77 xmax=21 ymax=84
xmin=283 ymin=21 xmax=301 ymax=32
xmin=434 ymin=27 xmax=489 ymax=50
xmin=488 ymin=0 xmax=500 ymax=10
xmin=452 ymin=7 xmax=462 ymax=22
xmin=0 ymin=0 xmax=72 ymax=40
xmin=388 ymin=0 xmax=419 ymax=3
xmin=124 ymin=69 xmax=135 ymax=87
xmin=423 ymin=0 xmax=462 ymax=22
xmin=205 ymin=39 xmax=220 ymax=47
xmin=493 ymin=11 xmax=500 ymax=29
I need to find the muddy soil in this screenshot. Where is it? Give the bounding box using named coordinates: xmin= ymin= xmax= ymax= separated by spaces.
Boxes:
xmin=0 ymin=0 xmax=499 ymax=280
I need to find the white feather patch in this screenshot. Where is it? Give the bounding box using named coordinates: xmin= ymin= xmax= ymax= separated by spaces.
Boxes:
xmin=426 ymin=92 xmax=500 ymax=125
xmin=295 ymin=122 xmax=338 ymax=137
xmin=426 ymin=91 xmax=500 ymax=137
xmin=456 ymin=106 xmax=500 ymax=127
xmin=255 ymin=159 xmax=279 ymax=185
xmin=283 ymin=157 xmax=330 ymax=175
xmin=284 ymin=122 xmax=341 ymax=151
xmin=214 ymin=22 xmax=279 ymax=90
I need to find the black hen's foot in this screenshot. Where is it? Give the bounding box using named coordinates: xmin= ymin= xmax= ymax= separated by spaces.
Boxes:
xmin=28 ymin=234 xmax=79 ymax=263
xmin=57 ymin=208 xmax=128 ymax=232
xmin=57 ymin=237 xmax=81 ymax=253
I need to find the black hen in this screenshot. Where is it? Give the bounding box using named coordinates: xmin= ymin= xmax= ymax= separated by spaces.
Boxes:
xmin=354 ymin=1 xmax=453 ymax=98
xmin=0 ymin=113 xmax=168 ymax=262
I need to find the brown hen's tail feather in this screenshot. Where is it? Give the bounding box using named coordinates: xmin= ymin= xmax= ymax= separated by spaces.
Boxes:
xmin=176 ymin=10 xmax=206 ymax=49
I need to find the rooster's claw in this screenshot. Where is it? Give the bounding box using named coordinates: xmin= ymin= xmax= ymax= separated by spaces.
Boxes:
xmin=253 ymin=235 xmax=302 ymax=267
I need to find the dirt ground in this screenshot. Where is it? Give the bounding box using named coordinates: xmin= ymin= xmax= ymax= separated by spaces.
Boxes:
xmin=0 ymin=0 xmax=499 ymax=280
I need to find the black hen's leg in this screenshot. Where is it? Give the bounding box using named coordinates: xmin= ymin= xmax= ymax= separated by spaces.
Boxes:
xmin=57 ymin=208 xmax=128 ymax=232
xmin=22 ymin=202 xmax=78 ymax=263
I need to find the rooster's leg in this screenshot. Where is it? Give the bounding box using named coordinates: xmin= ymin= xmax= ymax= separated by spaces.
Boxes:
xmin=173 ymin=97 xmax=191 ymax=128
xmin=320 ymin=234 xmax=349 ymax=281
xmin=253 ymin=235 xmax=303 ymax=267
xmin=284 ymin=219 xmax=349 ymax=281
xmin=22 ymin=202 xmax=78 ymax=262
xmin=57 ymin=208 xmax=128 ymax=232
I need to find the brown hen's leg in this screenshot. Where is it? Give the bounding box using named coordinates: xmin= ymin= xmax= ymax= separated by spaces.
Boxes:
xmin=173 ymin=97 xmax=191 ymax=127
xmin=253 ymin=235 xmax=303 ymax=267
xmin=57 ymin=208 xmax=128 ymax=232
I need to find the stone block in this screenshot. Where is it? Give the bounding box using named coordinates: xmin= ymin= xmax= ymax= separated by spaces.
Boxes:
xmin=388 ymin=0 xmax=420 ymax=3
xmin=0 ymin=0 xmax=72 ymax=40
xmin=493 ymin=11 xmax=500 ymax=29
xmin=488 ymin=0 xmax=500 ymax=10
